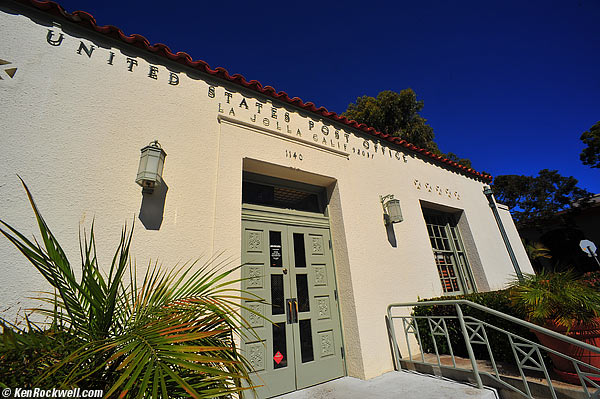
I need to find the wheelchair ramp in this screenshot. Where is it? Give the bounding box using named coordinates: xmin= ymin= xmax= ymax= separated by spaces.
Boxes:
xmin=275 ymin=370 xmax=498 ymax=399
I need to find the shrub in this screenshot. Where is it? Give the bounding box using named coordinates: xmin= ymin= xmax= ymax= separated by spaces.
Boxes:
xmin=582 ymin=271 xmax=600 ymax=290
xmin=413 ymin=290 xmax=537 ymax=366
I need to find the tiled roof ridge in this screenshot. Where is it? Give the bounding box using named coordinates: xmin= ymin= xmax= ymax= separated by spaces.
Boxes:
xmin=16 ymin=0 xmax=492 ymax=182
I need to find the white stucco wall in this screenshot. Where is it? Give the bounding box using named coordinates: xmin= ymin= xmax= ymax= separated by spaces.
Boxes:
xmin=498 ymin=203 xmax=533 ymax=280
xmin=0 ymin=4 xmax=533 ymax=381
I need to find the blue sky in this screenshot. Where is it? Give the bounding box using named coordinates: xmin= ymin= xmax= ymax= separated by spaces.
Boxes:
xmin=55 ymin=0 xmax=600 ymax=193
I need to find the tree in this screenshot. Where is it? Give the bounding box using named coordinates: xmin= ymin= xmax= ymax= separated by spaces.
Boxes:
xmin=492 ymin=169 xmax=591 ymax=228
xmin=343 ymin=89 xmax=436 ymax=150
xmin=580 ymin=121 xmax=600 ymax=168
xmin=444 ymin=152 xmax=472 ymax=169
xmin=343 ymin=89 xmax=472 ymax=167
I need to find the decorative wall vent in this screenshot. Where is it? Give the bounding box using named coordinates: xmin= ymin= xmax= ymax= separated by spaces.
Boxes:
xmin=0 ymin=59 xmax=17 ymax=79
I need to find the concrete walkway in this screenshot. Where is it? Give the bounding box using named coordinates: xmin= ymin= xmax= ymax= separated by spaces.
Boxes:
xmin=274 ymin=370 xmax=498 ymax=399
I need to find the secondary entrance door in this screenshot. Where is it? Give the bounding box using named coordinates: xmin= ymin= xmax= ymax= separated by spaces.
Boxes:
xmin=241 ymin=218 xmax=344 ymax=398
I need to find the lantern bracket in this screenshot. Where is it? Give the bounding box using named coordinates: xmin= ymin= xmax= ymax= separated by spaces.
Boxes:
xmin=380 ymin=194 xmax=404 ymax=225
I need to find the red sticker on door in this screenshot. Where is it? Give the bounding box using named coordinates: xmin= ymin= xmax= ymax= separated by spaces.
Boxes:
xmin=273 ymin=351 xmax=284 ymax=364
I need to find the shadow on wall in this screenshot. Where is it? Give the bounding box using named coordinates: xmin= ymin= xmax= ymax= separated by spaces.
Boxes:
xmin=138 ymin=181 xmax=168 ymax=230
xmin=386 ymin=223 xmax=397 ymax=248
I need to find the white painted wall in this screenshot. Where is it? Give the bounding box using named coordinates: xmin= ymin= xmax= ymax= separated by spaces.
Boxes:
xmin=498 ymin=203 xmax=532 ymax=281
xmin=0 ymin=5 xmax=533 ymax=381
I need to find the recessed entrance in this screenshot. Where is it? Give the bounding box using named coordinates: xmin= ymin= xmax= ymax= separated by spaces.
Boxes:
xmin=241 ymin=174 xmax=344 ymax=398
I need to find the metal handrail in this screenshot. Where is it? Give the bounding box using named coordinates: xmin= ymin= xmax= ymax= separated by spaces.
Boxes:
xmin=389 ymin=300 xmax=600 ymax=353
xmin=387 ymin=300 xmax=600 ymax=399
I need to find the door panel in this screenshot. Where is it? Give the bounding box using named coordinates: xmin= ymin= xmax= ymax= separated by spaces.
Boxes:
xmin=288 ymin=226 xmax=344 ymax=389
xmin=242 ymin=221 xmax=296 ymax=398
xmin=241 ymin=220 xmax=344 ymax=398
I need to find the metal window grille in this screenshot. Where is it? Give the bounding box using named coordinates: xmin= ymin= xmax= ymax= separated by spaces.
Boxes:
xmin=423 ymin=211 xmax=475 ymax=294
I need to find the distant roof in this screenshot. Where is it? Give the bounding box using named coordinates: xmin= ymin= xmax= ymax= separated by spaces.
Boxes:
xmin=573 ymin=193 xmax=600 ymax=208
xmin=15 ymin=0 xmax=492 ymax=183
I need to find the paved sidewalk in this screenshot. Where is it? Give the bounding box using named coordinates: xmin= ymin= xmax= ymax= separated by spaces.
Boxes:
xmin=275 ymin=370 xmax=498 ymax=399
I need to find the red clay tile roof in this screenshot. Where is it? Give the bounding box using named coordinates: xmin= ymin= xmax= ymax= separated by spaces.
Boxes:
xmin=15 ymin=0 xmax=492 ymax=182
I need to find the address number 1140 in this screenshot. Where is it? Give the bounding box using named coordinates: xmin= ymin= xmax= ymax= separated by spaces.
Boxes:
xmin=285 ymin=150 xmax=303 ymax=161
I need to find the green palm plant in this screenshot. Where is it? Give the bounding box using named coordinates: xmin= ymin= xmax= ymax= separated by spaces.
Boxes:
xmin=523 ymin=240 xmax=552 ymax=262
xmin=508 ymin=270 xmax=600 ymax=331
xmin=0 ymin=179 xmax=259 ymax=398
xmin=0 ymin=316 xmax=79 ymax=389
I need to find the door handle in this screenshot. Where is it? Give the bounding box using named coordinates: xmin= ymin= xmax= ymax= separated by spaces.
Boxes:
xmin=286 ymin=299 xmax=294 ymax=324
xmin=286 ymin=298 xmax=298 ymax=324
xmin=293 ymin=298 xmax=298 ymax=323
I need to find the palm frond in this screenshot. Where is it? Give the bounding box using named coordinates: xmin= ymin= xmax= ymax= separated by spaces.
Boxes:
xmin=509 ymin=270 xmax=600 ymax=330
xmin=0 ymin=180 xmax=262 ymax=397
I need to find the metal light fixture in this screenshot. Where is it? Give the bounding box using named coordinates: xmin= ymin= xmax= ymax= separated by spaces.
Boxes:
xmin=136 ymin=140 xmax=166 ymax=194
xmin=380 ymin=194 xmax=403 ymax=225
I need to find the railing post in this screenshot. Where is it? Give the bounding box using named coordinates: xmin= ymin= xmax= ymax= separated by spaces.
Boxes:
xmin=386 ymin=308 xmax=402 ymax=371
xmin=455 ymin=303 xmax=484 ymax=389
xmin=385 ymin=314 xmax=402 ymax=371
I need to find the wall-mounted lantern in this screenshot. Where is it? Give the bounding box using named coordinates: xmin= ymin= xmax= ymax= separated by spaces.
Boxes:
xmin=380 ymin=194 xmax=403 ymax=225
xmin=136 ymin=140 xmax=166 ymax=194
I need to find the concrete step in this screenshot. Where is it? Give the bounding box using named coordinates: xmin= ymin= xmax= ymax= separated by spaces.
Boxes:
xmin=404 ymin=355 xmax=597 ymax=398
xmin=274 ymin=370 xmax=498 ymax=399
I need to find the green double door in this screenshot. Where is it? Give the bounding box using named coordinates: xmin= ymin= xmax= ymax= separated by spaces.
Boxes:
xmin=241 ymin=218 xmax=344 ymax=398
